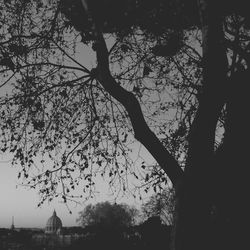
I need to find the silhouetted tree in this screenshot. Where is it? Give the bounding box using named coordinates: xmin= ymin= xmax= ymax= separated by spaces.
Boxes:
xmin=76 ymin=201 xmax=139 ymax=250
xmin=0 ymin=1 xmax=249 ymax=250
xmin=77 ymin=201 xmax=138 ymax=229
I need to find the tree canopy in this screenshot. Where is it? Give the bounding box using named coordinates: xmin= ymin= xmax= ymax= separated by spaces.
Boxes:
xmin=0 ymin=0 xmax=198 ymax=203
xmin=77 ymin=201 xmax=138 ymax=228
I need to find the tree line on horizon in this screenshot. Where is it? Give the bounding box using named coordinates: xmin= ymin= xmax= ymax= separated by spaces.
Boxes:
xmin=0 ymin=196 xmax=173 ymax=250
xmin=76 ymin=188 xmax=174 ymax=229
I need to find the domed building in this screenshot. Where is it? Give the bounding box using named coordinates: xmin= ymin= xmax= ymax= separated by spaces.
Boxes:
xmin=45 ymin=210 xmax=63 ymax=234
xmin=32 ymin=210 xmax=85 ymax=248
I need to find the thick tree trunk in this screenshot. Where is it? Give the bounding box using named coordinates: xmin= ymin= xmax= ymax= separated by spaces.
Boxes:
xmin=171 ymin=1 xmax=228 ymax=250
xmin=213 ymin=70 xmax=250 ymax=250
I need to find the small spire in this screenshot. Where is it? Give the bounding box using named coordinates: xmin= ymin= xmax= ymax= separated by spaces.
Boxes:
xmin=11 ymin=216 xmax=15 ymax=230
xmin=53 ymin=209 xmax=56 ymax=216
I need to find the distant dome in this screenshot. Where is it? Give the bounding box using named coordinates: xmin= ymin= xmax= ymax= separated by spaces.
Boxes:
xmin=45 ymin=210 xmax=62 ymax=234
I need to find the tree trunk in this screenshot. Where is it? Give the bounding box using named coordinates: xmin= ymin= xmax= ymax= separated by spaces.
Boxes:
xmin=212 ymin=70 xmax=250 ymax=250
xmin=171 ymin=1 xmax=228 ymax=250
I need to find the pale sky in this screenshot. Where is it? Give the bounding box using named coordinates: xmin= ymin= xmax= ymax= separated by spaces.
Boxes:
xmin=0 ymin=35 xmax=157 ymax=229
xmin=0 ymin=159 xmax=139 ymax=229
xmin=0 ymin=157 xmax=88 ymax=228
xmin=0 ymin=143 xmax=155 ymax=229
xmin=0 ymin=43 xmax=87 ymax=229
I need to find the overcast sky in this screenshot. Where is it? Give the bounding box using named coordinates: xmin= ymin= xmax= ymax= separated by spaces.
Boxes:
xmin=0 ymin=157 xmax=91 ymax=228
xmin=0 ymin=160 xmax=138 ymax=229
xmin=0 ymin=36 xmax=158 ymax=229
xmin=0 ymin=143 xmax=154 ymax=229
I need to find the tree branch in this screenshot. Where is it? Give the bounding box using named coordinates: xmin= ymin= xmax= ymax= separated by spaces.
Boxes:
xmin=95 ymin=40 xmax=183 ymax=185
xmin=78 ymin=0 xmax=184 ymax=185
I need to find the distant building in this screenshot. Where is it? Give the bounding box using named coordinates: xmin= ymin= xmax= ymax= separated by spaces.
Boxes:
xmin=32 ymin=210 xmax=84 ymax=248
xmin=45 ymin=210 xmax=63 ymax=234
